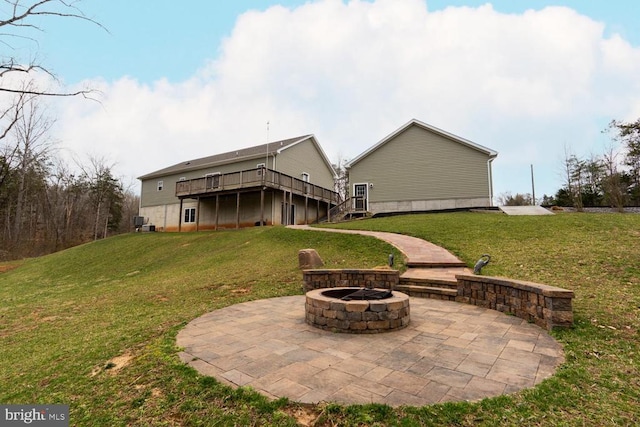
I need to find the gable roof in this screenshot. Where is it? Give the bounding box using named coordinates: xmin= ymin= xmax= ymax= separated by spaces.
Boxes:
xmin=139 ymin=134 xmax=335 ymax=180
xmin=346 ymin=119 xmax=498 ymax=168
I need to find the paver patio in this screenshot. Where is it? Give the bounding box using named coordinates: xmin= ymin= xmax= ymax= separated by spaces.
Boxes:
xmin=177 ymin=226 xmax=565 ymax=406
xmin=177 ymin=296 xmax=564 ymax=406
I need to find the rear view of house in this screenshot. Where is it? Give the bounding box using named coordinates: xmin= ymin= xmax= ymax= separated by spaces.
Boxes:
xmin=138 ymin=135 xmax=339 ymax=231
xmin=343 ymin=119 xmax=497 ymax=217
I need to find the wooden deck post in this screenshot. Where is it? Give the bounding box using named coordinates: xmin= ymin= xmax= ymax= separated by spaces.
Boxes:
xmin=260 ymin=188 xmax=265 ymax=226
xmin=289 ymin=190 xmax=293 ymax=225
xmin=305 ymin=196 xmax=309 ymax=225
xmin=236 ymin=192 xmax=240 ymax=229
xmin=283 ymin=189 xmax=287 ymax=225
xmin=196 ymin=197 xmax=200 ymax=232
xmin=215 ymin=194 xmax=219 ymax=230
xmin=178 ymin=198 xmax=183 ymax=232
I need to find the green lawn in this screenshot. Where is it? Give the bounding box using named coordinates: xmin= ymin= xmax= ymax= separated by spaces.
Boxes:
xmin=1 ymin=214 xmax=638 ymax=426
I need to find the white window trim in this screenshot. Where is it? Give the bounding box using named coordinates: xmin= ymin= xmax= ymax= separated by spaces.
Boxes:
xmin=301 ymin=172 xmax=310 ymax=182
xmin=157 ymin=180 xmax=164 ymax=191
xmin=184 ymin=207 xmax=196 ymax=223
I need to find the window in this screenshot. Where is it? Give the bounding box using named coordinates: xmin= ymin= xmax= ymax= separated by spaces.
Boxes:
xmin=301 ymin=172 xmax=310 ymax=182
xmin=257 ymin=163 xmax=266 ymax=176
xmin=205 ymin=173 xmax=220 ymax=189
xmin=157 ymin=180 xmax=164 ymax=191
xmin=184 ymin=208 xmax=196 ymax=223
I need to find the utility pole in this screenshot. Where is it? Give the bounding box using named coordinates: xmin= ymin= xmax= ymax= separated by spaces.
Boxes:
xmin=530 ymin=164 xmax=536 ymax=205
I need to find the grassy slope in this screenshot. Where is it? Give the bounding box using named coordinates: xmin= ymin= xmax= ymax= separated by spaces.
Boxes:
xmin=0 ymin=214 xmax=639 ymax=426
xmin=322 ymin=213 xmax=640 ymax=425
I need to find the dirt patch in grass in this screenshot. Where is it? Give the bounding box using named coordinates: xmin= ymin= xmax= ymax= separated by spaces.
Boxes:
xmin=106 ymin=353 xmax=134 ymax=374
xmin=283 ymin=404 xmax=321 ymax=426
xmin=0 ymin=264 xmax=18 ymax=273
xmin=90 ymin=352 xmax=134 ymax=377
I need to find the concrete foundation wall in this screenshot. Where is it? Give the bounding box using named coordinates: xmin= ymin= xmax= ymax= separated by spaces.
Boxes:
xmin=369 ymin=197 xmax=491 ymax=215
xmin=140 ymin=190 xmax=331 ymax=232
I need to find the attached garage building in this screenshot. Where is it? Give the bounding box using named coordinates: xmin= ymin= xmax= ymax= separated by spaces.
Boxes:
xmin=345 ymin=119 xmax=498 ymax=216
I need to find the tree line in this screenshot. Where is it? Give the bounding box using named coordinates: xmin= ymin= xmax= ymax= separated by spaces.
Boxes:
xmin=498 ymin=118 xmax=640 ymax=210
xmin=0 ymin=94 xmax=139 ymax=261
xmin=556 ymin=118 xmax=640 ymax=211
xmin=0 ymin=1 xmax=139 ymax=261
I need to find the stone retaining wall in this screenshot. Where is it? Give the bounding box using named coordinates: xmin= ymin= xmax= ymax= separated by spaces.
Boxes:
xmin=301 ymin=269 xmax=574 ymax=330
xmin=302 ymin=269 xmax=399 ymax=292
xmin=455 ymin=274 xmax=574 ymax=330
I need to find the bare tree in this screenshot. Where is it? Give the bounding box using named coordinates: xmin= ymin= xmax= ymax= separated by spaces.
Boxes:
xmin=496 ymin=192 xmax=533 ymax=206
xmin=601 ymin=145 xmax=626 ymax=212
xmin=332 ymin=154 xmax=349 ymax=202
xmin=561 ymin=146 xmax=584 ymax=211
xmin=9 ymin=90 xmax=54 ymax=242
xmin=0 ymin=1 xmax=104 ymax=138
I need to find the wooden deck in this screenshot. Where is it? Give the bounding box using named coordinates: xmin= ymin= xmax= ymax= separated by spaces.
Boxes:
xmin=175 ymin=167 xmax=339 ymax=204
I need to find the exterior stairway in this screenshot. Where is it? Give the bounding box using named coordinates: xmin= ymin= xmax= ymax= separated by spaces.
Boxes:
xmin=288 ymin=225 xmax=474 ymax=301
xmin=397 ymin=265 xmax=472 ymax=300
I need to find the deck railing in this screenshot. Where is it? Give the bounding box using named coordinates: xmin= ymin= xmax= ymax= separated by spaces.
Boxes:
xmin=175 ymin=167 xmax=339 ymax=203
xmin=327 ymin=196 xmax=368 ymax=221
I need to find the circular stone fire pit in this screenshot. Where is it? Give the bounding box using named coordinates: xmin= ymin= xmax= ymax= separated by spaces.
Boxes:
xmin=305 ymin=287 xmax=410 ymax=333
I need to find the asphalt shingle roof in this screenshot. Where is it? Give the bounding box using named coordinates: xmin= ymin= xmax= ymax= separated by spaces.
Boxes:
xmin=138 ymin=135 xmax=312 ymax=180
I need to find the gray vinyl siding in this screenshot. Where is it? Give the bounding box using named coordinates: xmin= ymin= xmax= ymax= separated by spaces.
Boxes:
xmin=275 ymin=140 xmax=335 ymax=189
xmin=349 ymin=125 xmax=490 ymax=203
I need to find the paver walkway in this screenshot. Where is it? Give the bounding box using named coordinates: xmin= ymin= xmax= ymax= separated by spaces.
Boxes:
xmin=176 ymin=226 xmax=565 ymax=406
xmin=288 ymin=225 xmax=473 ymax=281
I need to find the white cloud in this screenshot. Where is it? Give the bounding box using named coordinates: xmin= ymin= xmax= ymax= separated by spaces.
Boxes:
xmin=53 ymin=0 xmax=640 ymax=198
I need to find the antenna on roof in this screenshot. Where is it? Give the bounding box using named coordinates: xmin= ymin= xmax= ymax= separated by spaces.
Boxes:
xmin=265 ymin=121 xmax=270 ymax=168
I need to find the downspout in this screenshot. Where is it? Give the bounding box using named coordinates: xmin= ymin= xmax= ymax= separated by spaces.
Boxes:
xmin=487 ymin=157 xmax=496 ymax=207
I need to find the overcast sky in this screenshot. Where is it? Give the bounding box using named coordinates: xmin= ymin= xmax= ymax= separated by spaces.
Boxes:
xmin=16 ymin=0 xmax=640 ymax=200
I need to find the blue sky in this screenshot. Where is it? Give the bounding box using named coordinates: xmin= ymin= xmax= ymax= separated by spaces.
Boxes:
xmin=19 ymin=0 xmax=640 ymax=200
xmin=43 ymin=1 xmax=640 ymax=84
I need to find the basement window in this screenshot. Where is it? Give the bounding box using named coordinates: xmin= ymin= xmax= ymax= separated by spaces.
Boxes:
xmin=184 ymin=208 xmax=196 ymax=223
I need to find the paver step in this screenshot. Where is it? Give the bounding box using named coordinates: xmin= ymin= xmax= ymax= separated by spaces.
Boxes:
xmin=399 ymin=276 xmax=458 ymax=289
xmin=394 ymin=284 xmax=458 ymax=299
xmin=406 ymin=261 xmax=467 ymax=268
